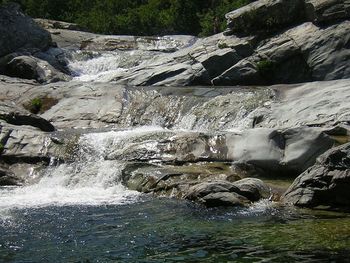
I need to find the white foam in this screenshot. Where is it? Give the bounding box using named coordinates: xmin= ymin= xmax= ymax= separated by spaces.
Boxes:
xmin=0 ymin=128 xmax=170 ymax=211
xmin=0 ymin=161 xmax=139 ymax=211
xmin=237 ymin=199 xmax=278 ymax=216
xmin=69 ymin=53 xmax=128 ymax=82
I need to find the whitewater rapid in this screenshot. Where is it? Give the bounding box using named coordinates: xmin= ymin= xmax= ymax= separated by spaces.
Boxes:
xmin=0 ymin=127 xmax=168 ymax=211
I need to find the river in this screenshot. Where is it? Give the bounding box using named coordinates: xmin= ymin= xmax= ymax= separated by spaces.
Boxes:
xmin=1 ymin=48 xmax=350 ymax=263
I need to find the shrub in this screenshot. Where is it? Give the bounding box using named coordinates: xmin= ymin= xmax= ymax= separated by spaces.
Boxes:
xmin=0 ymin=142 xmax=4 ymax=153
xmin=218 ymin=42 xmax=229 ymax=49
xmin=29 ymin=97 xmax=43 ymax=114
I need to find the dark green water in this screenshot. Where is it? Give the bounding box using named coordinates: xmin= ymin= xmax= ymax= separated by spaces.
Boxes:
xmin=1 ymin=197 xmax=350 ymax=263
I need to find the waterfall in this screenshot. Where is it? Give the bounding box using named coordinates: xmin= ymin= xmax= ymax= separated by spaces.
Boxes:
xmin=0 ymin=128 xmax=174 ymax=210
xmin=0 ymin=51 xmax=275 ymax=212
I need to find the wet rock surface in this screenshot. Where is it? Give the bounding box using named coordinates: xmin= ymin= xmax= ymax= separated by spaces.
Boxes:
xmin=124 ymin=162 xmax=272 ymax=207
xmin=0 ymin=166 xmax=23 ymax=186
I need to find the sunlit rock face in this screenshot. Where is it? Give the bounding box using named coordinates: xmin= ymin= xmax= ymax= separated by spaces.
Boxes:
xmin=283 ymin=142 xmax=350 ymax=210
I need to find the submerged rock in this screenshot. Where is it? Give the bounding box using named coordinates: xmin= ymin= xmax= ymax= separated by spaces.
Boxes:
xmin=283 ymin=142 xmax=350 ymax=210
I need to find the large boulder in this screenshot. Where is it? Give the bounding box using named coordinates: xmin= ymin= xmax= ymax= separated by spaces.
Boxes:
xmin=225 ymin=0 xmax=306 ymax=36
xmin=3 ymin=55 xmax=71 ymax=83
xmin=225 ymin=0 xmax=350 ymax=37
xmin=185 ymin=178 xmax=271 ymax=207
xmin=0 ymin=3 xmax=52 ymax=58
xmin=305 ymin=0 xmax=350 ymax=23
xmin=214 ymin=20 xmax=350 ymax=85
xmin=283 ymin=142 xmax=350 ymax=210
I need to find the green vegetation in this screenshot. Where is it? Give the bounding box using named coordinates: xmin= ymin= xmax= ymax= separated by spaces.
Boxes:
xmin=0 ymin=142 xmax=4 ymax=153
xmin=0 ymin=0 xmax=254 ymax=36
xmin=23 ymin=96 xmax=58 ymax=114
xmin=257 ymin=59 xmax=275 ymax=75
xmin=29 ymin=97 xmax=43 ymax=114
xmin=218 ymin=42 xmax=229 ymax=49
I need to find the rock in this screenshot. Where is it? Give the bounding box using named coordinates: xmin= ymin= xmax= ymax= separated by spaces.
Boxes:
xmin=282 ymin=142 xmax=350 ymax=210
xmin=185 ymin=178 xmax=271 ymax=207
xmin=81 ymin=35 xmax=198 ymax=52
xmin=196 ymin=48 xmax=242 ymax=79
xmin=125 ymin=162 xmax=242 ymax=197
xmin=305 ymin=0 xmax=350 ymax=23
xmin=225 ymin=127 xmax=335 ymax=174
xmin=280 ymin=127 xmax=335 ymax=173
xmin=286 ymin=21 xmax=350 ymax=82
xmin=0 ymin=167 xmax=22 ymax=186
xmin=0 ymin=121 xmax=60 ymax=165
xmin=4 ymin=55 xmax=71 ymax=83
xmin=212 ymin=59 xmax=262 ymax=86
xmin=123 ymin=162 xmax=277 ymax=207
xmin=233 ymin=178 xmax=271 ymax=201
xmin=185 ymin=180 xmax=250 ymax=207
xmin=215 ymin=20 xmax=350 ymax=85
xmin=201 ymin=192 xmax=250 ymax=207
xmin=0 ymin=3 xmax=52 ymax=57
xmin=47 ymin=29 xmax=102 ymax=50
xmin=262 ymin=79 xmax=350 ymax=128
xmin=225 ymin=0 xmax=305 ymax=36
xmin=123 ymin=62 xmax=209 ymax=86
xmin=0 ymin=102 xmax=55 ymax=132
xmin=34 ymin=18 xmax=89 ymax=32
xmin=34 ymin=48 xmax=72 ymax=75
xmin=0 ymin=78 xmax=348 ymax=176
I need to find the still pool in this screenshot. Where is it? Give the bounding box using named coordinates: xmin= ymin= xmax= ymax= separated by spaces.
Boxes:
xmin=1 ymin=196 xmax=349 ymax=262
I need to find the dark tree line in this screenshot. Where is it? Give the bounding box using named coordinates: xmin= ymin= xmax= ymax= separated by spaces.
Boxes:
xmin=0 ymin=0 xmax=252 ymax=36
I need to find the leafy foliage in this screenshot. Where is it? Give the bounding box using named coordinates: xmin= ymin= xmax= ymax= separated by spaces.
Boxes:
xmin=1 ymin=0 xmax=253 ymax=36
xmin=29 ymin=97 xmax=43 ymax=114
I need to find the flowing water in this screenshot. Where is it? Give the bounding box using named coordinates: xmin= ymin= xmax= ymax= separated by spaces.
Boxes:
xmin=1 ymin=52 xmax=350 ymax=262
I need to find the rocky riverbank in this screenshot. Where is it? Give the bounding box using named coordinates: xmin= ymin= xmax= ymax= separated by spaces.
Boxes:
xmin=0 ymin=0 xmax=349 ymax=210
